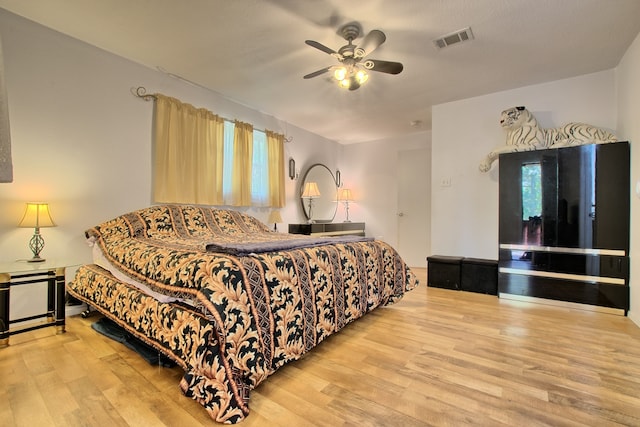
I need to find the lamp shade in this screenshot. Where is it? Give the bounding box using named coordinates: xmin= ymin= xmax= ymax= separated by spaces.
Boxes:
xmin=301 ymin=182 xmax=321 ymax=198
xmin=18 ymin=203 xmax=56 ymax=228
xmin=338 ymin=188 xmax=354 ymax=201
xmin=268 ymin=210 xmax=283 ymax=224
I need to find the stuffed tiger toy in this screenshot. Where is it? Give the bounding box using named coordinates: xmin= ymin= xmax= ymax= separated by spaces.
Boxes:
xmin=479 ymin=106 xmax=617 ymax=172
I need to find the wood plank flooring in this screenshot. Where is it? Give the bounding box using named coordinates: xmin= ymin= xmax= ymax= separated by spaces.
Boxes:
xmin=2 ymin=268 xmax=640 ymax=426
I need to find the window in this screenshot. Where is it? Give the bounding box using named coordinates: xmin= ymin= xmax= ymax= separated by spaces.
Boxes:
xmin=152 ymin=94 xmax=284 ymax=207
xmin=250 ymin=130 xmax=269 ymax=205
xmin=221 ymin=124 xmax=269 ymax=205
xmin=222 ymin=121 xmax=235 ymax=202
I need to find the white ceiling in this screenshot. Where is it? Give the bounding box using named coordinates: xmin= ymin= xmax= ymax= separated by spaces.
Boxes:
xmin=1 ymin=0 xmax=639 ymax=144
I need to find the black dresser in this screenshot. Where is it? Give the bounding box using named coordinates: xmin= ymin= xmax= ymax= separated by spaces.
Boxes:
xmin=288 ymin=222 xmax=365 ymax=237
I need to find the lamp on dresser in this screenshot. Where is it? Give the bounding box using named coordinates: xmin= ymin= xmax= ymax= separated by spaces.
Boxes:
xmin=18 ymin=202 xmax=56 ymax=262
xmin=338 ymin=188 xmax=354 ymax=222
xmin=301 ymin=182 xmax=321 ymax=223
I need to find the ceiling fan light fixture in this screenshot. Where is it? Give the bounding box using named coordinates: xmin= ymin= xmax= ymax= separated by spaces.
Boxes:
xmin=347 ymin=77 xmax=361 ymax=91
xmin=336 ymin=66 xmax=368 ymax=90
xmin=304 ymin=22 xmax=402 ymax=91
xmin=355 ymin=69 xmax=368 ymax=84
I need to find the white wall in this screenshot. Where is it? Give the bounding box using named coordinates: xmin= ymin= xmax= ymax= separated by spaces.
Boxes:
xmin=341 ymin=131 xmax=430 ymax=265
xmin=431 ymin=71 xmax=617 ymax=259
xmin=0 ymin=9 xmax=340 ymax=265
xmin=616 ymin=31 xmax=640 ymax=325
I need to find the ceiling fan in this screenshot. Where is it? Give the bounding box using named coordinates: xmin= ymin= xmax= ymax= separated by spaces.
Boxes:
xmin=303 ymin=22 xmax=404 ymax=91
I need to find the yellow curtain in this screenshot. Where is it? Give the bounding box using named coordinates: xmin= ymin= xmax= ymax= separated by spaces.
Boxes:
xmin=153 ymin=94 xmax=224 ymax=205
xmin=230 ymin=120 xmax=253 ymax=206
xmin=266 ymin=130 xmax=285 ymax=208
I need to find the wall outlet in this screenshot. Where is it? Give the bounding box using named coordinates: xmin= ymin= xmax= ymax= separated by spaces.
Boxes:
xmin=440 ymin=177 xmax=452 ymax=187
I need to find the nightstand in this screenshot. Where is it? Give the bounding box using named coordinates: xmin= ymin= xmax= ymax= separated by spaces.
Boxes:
xmin=0 ymin=260 xmax=70 ymax=347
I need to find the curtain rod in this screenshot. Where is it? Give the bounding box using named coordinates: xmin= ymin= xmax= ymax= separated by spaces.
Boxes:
xmin=132 ymin=86 xmax=292 ymax=143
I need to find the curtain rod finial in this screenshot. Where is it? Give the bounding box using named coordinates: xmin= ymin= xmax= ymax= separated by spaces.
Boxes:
xmin=131 ymin=86 xmax=156 ymax=101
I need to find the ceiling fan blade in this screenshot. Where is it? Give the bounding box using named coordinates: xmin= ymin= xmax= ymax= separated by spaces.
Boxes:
xmin=354 ymin=29 xmax=386 ymax=58
xmin=363 ymin=59 xmax=403 ymax=75
xmin=305 ymin=40 xmax=338 ymax=55
xmin=303 ymin=66 xmax=332 ymax=79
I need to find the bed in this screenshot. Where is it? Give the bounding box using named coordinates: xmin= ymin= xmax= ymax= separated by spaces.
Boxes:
xmin=67 ymin=204 xmax=418 ymax=424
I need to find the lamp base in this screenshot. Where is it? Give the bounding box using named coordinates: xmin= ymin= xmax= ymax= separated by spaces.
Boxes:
xmin=28 ymin=230 xmax=46 ymax=263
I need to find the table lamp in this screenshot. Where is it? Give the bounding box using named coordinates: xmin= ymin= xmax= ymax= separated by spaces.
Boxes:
xmin=301 ymin=182 xmax=321 ymax=223
xmin=268 ymin=209 xmax=283 ymax=231
xmin=18 ymin=202 xmax=56 ymax=262
xmin=338 ymin=188 xmax=354 ymax=222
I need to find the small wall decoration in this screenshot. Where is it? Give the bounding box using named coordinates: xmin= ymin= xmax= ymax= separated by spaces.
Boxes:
xmin=479 ymin=106 xmax=617 ymax=173
xmin=288 ymin=157 xmax=296 ymax=180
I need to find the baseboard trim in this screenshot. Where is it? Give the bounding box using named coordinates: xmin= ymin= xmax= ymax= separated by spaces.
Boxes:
xmin=627 ymin=309 xmax=640 ymax=327
xmin=66 ymin=303 xmax=88 ymax=317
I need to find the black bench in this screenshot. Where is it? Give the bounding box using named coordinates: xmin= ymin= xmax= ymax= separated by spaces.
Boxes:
xmin=461 ymin=257 xmax=498 ymax=295
xmin=427 ymin=255 xmax=498 ymax=295
xmin=426 ymin=255 xmax=463 ymax=290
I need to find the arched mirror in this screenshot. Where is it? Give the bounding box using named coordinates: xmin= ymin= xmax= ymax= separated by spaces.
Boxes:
xmin=300 ymin=163 xmax=338 ymax=223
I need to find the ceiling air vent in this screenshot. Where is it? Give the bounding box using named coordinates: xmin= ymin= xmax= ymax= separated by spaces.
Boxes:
xmin=433 ymin=27 xmax=474 ymax=49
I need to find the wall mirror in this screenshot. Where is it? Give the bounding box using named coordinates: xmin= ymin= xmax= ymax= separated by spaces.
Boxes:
xmin=300 ymin=163 xmax=337 ymax=223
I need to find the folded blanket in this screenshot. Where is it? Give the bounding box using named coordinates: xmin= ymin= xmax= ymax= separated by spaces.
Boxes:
xmin=205 ymin=235 xmax=373 ymax=256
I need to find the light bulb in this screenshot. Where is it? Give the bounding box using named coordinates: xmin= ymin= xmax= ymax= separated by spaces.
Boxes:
xmin=334 ymin=67 xmax=347 ymax=81
xmin=355 ymin=70 xmax=368 ymax=84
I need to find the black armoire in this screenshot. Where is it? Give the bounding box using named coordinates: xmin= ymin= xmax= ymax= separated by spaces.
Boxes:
xmin=498 ymin=141 xmax=630 ymax=314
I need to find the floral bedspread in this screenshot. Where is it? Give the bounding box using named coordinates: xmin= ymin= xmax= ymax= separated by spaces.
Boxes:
xmin=68 ymin=204 xmax=418 ymax=424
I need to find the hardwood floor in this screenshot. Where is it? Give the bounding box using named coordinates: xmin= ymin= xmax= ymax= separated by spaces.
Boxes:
xmin=2 ymin=268 xmax=640 ymax=426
